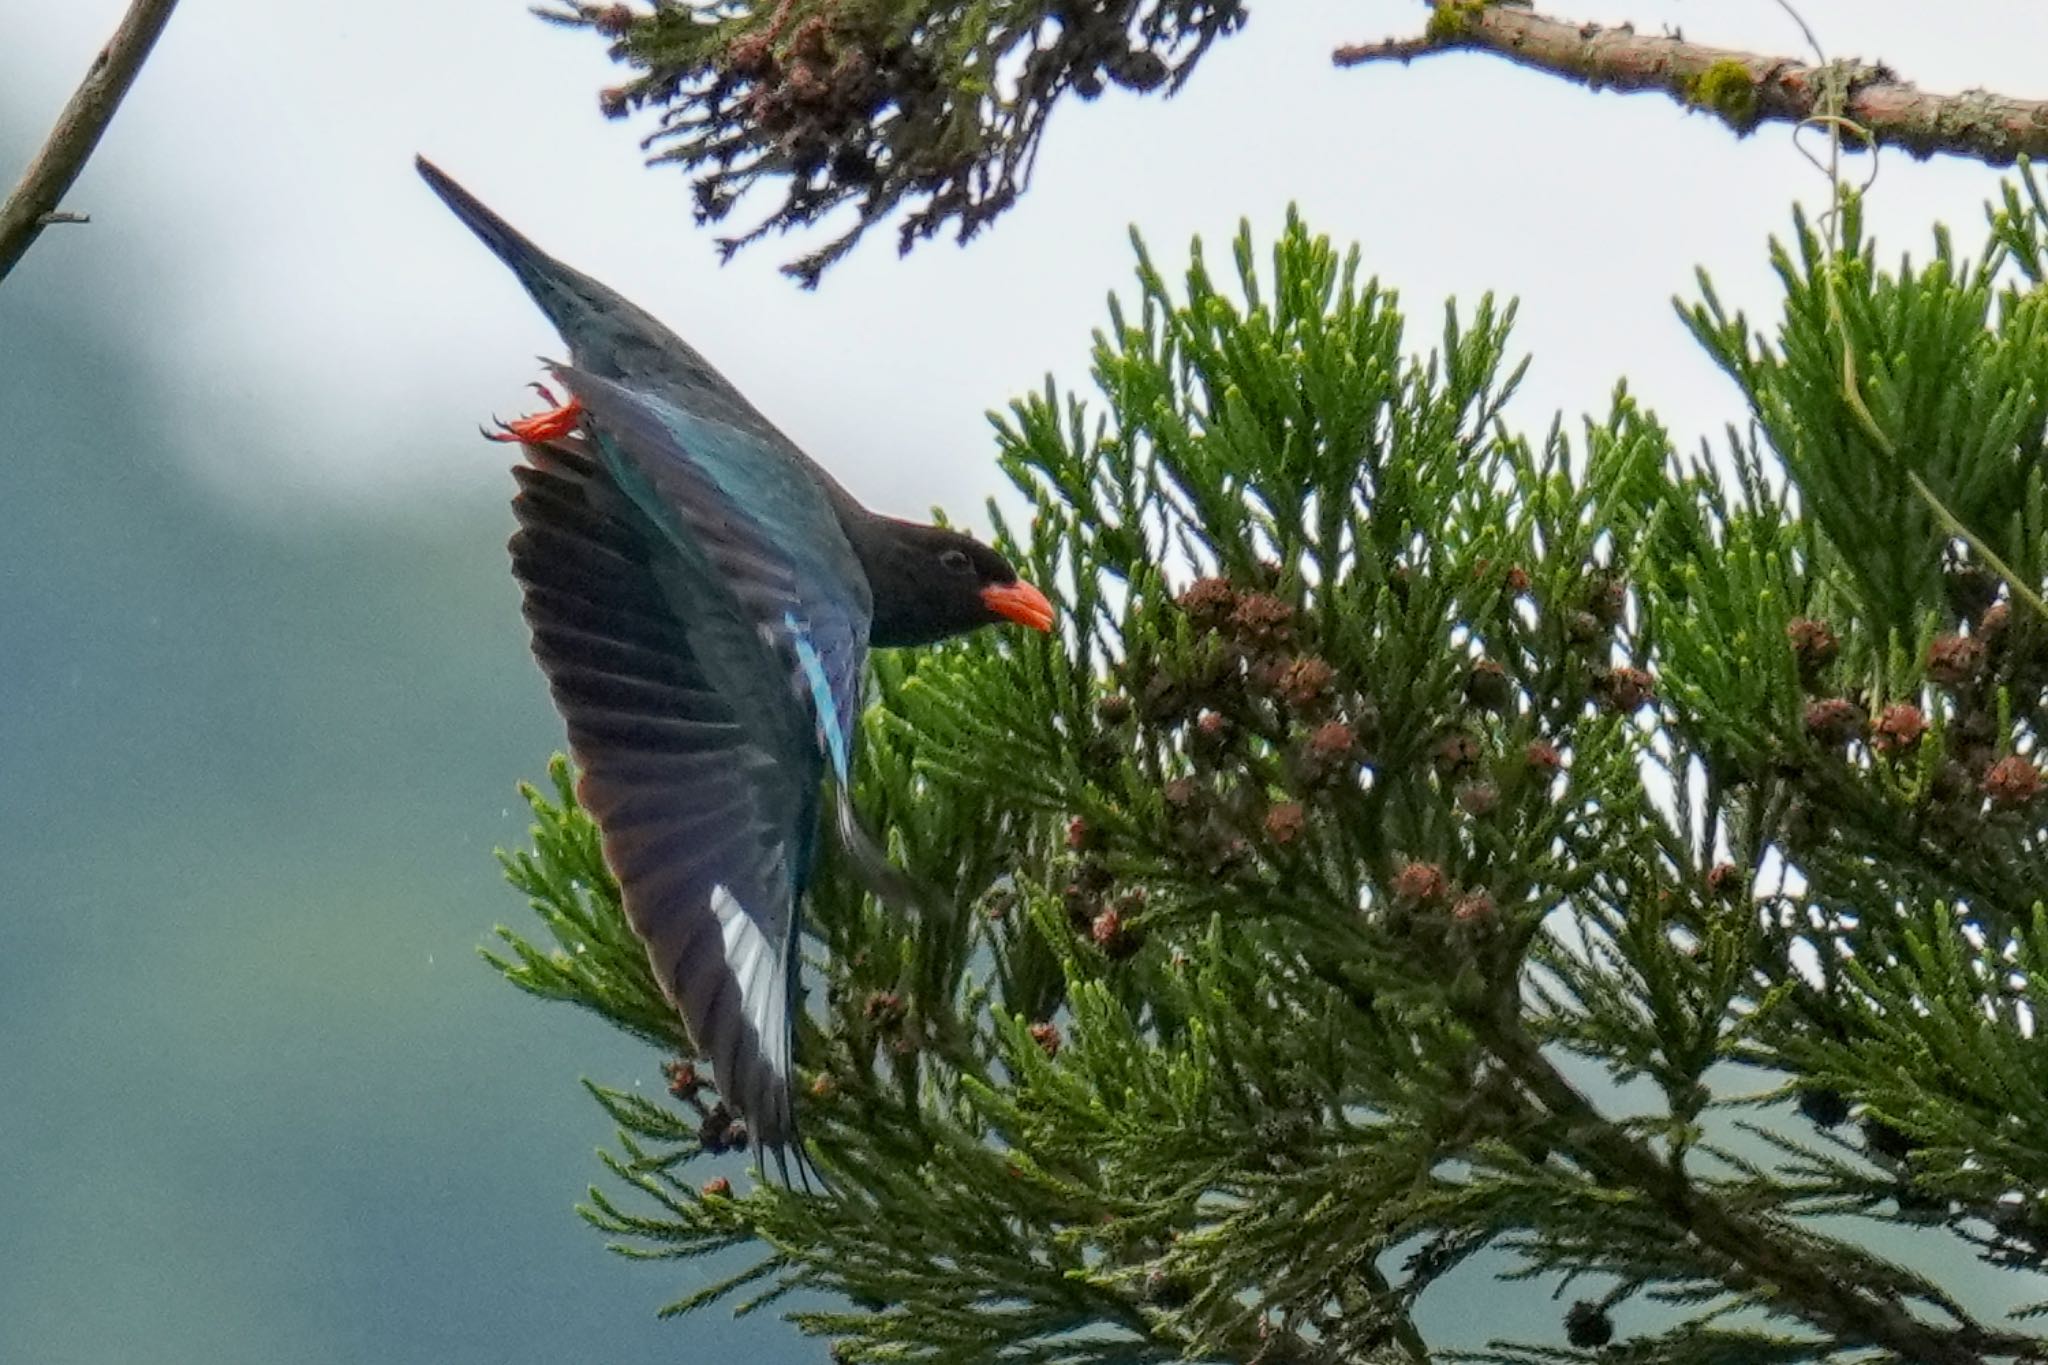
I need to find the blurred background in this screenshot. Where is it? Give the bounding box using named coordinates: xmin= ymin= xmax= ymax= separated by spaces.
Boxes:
xmin=4 ymin=1 xmax=2044 ymax=1360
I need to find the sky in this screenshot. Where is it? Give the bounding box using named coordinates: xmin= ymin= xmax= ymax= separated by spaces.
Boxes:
xmin=14 ymin=0 xmax=2048 ymax=524
xmin=4 ymin=1 xmax=2047 ymax=1362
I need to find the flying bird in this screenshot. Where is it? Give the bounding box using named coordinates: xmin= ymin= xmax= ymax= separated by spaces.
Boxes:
xmin=416 ymin=157 xmax=1054 ymax=1171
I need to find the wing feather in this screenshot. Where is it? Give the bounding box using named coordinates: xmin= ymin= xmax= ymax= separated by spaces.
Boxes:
xmin=506 ymin=406 xmax=870 ymax=1158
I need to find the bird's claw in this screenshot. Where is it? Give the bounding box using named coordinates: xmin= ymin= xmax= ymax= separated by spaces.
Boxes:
xmin=485 ymin=389 xmax=585 ymax=444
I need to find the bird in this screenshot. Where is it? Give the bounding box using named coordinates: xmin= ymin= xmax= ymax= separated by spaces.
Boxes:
xmin=415 ymin=156 xmax=1055 ymax=1174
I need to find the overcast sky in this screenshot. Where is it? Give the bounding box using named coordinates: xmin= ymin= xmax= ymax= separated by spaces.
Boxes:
xmin=10 ymin=0 xmax=2048 ymax=535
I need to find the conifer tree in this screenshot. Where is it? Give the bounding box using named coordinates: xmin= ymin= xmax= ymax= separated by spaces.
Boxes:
xmin=490 ymin=157 xmax=2048 ymax=1360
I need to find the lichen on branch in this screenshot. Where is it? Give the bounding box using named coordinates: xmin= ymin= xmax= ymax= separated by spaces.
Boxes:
xmin=542 ymin=0 xmax=1245 ymax=286
xmin=1335 ymin=1 xmax=2048 ymax=164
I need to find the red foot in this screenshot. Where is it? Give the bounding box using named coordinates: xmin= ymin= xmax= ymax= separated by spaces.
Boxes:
xmin=485 ymin=382 xmax=584 ymax=444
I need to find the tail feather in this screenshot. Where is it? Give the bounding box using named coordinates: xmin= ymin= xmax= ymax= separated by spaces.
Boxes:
xmin=414 ymin=155 xmax=770 ymax=433
xmin=414 ymin=155 xmax=647 ymax=358
xmin=415 ymin=157 xmax=566 ymax=299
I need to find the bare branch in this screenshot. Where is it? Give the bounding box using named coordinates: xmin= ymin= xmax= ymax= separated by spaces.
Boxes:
xmin=1335 ymin=1 xmax=2048 ymax=166
xmin=0 ymin=0 xmax=182 ymax=286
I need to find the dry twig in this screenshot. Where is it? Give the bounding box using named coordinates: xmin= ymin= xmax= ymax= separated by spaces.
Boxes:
xmin=0 ymin=0 xmax=182 ymax=286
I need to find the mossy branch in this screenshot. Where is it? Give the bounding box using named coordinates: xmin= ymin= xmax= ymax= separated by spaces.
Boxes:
xmin=1335 ymin=1 xmax=2048 ymax=163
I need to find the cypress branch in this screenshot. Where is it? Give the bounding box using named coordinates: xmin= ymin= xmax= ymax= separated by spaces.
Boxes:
xmin=487 ymin=178 xmax=2048 ymax=1361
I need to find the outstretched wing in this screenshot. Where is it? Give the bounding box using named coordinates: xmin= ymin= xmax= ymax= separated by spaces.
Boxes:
xmin=506 ymin=384 xmax=868 ymax=1153
xmin=559 ymin=366 xmax=869 ymax=788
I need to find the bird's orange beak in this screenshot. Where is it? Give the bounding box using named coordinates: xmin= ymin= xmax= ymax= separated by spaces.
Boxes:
xmin=981 ymin=579 xmax=1056 ymax=632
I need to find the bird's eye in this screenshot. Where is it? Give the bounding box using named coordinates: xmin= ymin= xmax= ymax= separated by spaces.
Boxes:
xmin=940 ymin=548 xmax=972 ymax=574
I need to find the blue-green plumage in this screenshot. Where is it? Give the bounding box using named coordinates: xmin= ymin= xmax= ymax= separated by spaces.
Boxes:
xmin=417 ymin=157 xmax=1052 ymax=1166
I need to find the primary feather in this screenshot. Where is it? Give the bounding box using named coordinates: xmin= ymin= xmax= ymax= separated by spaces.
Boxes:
xmin=508 ymin=428 xmax=833 ymax=1148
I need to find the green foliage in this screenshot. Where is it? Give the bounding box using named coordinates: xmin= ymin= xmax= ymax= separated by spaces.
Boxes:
xmin=491 ymin=757 xmax=687 ymax=1054
xmin=1680 ymin=191 xmax=2048 ymax=640
xmin=537 ymin=0 xmax=1245 ymax=285
xmin=492 ymin=177 xmax=2048 ymax=1361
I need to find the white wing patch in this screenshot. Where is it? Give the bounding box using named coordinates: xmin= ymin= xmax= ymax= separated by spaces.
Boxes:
xmin=710 ymin=884 xmax=791 ymax=1096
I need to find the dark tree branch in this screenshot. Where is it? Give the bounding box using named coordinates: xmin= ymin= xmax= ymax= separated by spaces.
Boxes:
xmin=1476 ymin=1004 xmax=2040 ymax=1365
xmin=1335 ymin=1 xmax=2048 ymax=166
xmin=542 ymin=0 xmax=1247 ymax=286
xmin=0 ymin=0 xmax=181 ymax=286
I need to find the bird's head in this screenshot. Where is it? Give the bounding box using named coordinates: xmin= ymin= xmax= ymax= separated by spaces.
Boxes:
xmin=863 ymin=520 xmax=1055 ymax=648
